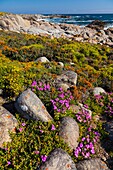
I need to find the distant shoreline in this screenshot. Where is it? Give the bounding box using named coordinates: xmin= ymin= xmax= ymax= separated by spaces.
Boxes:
xmin=0 ymin=13 xmax=113 ymax=47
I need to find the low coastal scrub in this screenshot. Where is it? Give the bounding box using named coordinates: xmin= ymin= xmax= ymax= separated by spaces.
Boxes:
xmin=0 ymin=30 xmax=113 ymax=169
xmin=1 ymin=81 xmax=113 ymax=169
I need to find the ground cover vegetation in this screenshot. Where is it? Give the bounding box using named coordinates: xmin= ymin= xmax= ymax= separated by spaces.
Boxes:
xmin=0 ymin=30 xmax=113 ymax=169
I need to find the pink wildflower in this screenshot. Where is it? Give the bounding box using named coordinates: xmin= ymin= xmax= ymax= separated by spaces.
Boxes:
xmin=19 ymin=128 xmax=23 ymax=132
xmin=7 ymin=161 xmax=11 ymax=165
xmin=51 ymin=124 xmax=56 ymax=131
xmin=21 ymin=122 xmax=26 ymax=126
xmin=41 ymin=155 xmax=47 ymax=162
xmin=34 ymin=150 xmax=40 ymax=154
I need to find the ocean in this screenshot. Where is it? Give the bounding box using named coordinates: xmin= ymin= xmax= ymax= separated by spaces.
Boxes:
xmin=44 ymin=14 xmax=113 ymax=29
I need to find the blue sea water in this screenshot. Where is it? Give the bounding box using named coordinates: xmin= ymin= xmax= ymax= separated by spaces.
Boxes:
xmin=44 ymin=14 xmax=113 ymax=29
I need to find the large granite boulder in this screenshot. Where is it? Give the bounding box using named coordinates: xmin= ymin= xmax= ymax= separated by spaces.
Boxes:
xmin=76 ymin=158 xmax=109 ymax=170
xmin=0 ymin=20 xmax=7 ymax=28
xmin=59 ymin=117 xmax=79 ymax=150
xmin=39 ymin=148 xmax=77 ymax=170
xmin=14 ymin=14 xmax=30 ymax=28
xmin=15 ymin=88 xmax=53 ymax=122
xmin=0 ymin=106 xmax=18 ymax=148
xmin=0 ymin=14 xmax=30 ymax=32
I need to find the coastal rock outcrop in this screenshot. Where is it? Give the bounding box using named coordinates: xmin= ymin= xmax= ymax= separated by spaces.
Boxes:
xmin=0 ymin=13 xmax=113 ymax=47
xmin=87 ymin=20 xmax=106 ymax=30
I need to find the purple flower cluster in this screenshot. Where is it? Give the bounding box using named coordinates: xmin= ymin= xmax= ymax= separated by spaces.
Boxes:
xmin=105 ymin=94 xmax=113 ymax=117
xmin=75 ymin=106 xmax=91 ymax=123
xmin=105 ymin=105 xmax=113 ymax=116
xmin=74 ymin=101 xmax=100 ymax=159
xmin=94 ymin=94 xmax=104 ymax=106
xmin=18 ymin=122 xmax=26 ymax=132
xmin=94 ymin=94 xmax=103 ymax=101
xmin=33 ymin=150 xmax=47 ymax=162
xmin=31 ymin=81 xmax=50 ymax=91
xmin=51 ymin=87 xmax=73 ymax=113
xmin=41 ymin=155 xmax=47 ymax=162
xmin=74 ymin=129 xmax=100 ymax=159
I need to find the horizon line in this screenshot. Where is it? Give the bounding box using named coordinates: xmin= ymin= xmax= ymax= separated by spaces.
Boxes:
xmin=1 ymin=10 xmax=113 ymax=15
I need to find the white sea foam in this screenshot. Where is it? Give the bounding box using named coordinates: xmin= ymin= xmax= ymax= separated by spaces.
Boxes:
xmin=104 ymin=24 xmax=113 ymax=30
xmin=44 ymin=14 xmax=113 ymax=29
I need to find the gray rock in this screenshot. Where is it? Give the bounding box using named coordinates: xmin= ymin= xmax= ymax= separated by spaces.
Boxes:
xmin=87 ymin=20 xmax=106 ymax=30
xmin=35 ymin=57 xmax=50 ymax=63
xmin=39 ymin=148 xmax=77 ymax=170
xmin=83 ymin=32 xmax=89 ymax=40
xmin=75 ymin=36 xmax=84 ymax=41
xmin=59 ymin=117 xmax=79 ymax=150
xmin=0 ymin=106 xmax=18 ymax=148
xmin=0 ymin=20 xmax=7 ymax=28
xmin=93 ymin=87 xmax=106 ymax=95
xmin=55 ymin=70 xmax=77 ymax=89
xmin=58 ymin=62 xmax=64 ymax=68
xmin=0 ymin=89 xmax=3 ymax=95
xmin=76 ymin=158 xmax=109 ymax=170
xmin=105 ymin=121 xmax=113 ymax=141
xmin=105 ymin=28 xmax=113 ymax=36
xmin=105 ymin=41 xmax=113 ymax=47
xmin=27 ymin=27 xmax=48 ymax=35
xmin=15 ymin=88 xmax=53 ymax=122
xmin=0 ymin=14 xmax=30 ymax=32
xmin=15 ymin=14 xmax=30 ymax=28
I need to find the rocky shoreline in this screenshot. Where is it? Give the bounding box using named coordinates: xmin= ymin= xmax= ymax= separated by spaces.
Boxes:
xmin=0 ymin=13 xmax=113 ymax=47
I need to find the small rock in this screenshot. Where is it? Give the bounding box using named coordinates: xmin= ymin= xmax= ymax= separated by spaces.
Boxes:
xmin=35 ymin=57 xmax=50 ymax=63
xmin=58 ymin=62 xmax=64 ymax=68
xmin=15 ymin=88 xmax=53 ymax=122
xmin=39 ymin=148 xmax=77 ymax=170
xmin=59 ymin=116 xmax=79 ymax=150
xmin=55 ymin=70 xmax=77 ymax=89
xmin=93 ymin=87 xmax=106 ymax=95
